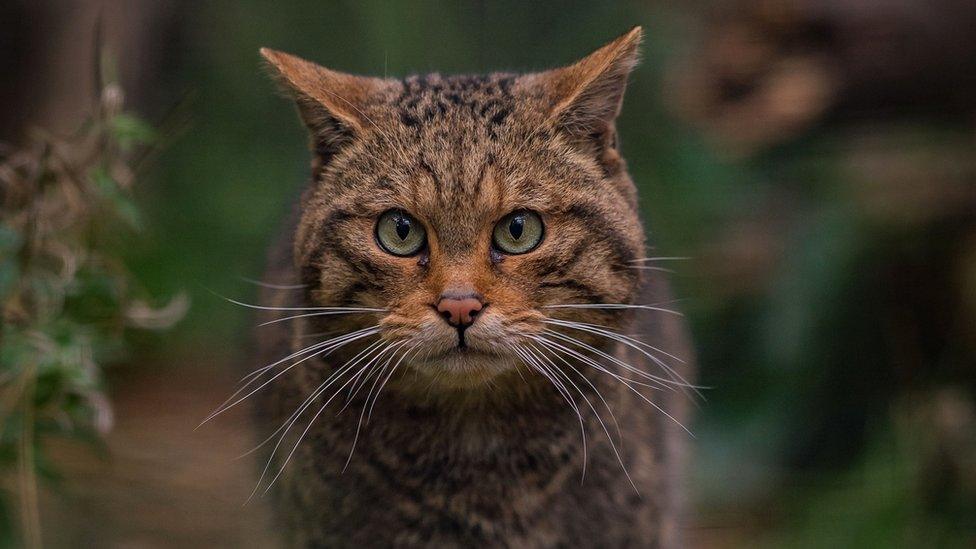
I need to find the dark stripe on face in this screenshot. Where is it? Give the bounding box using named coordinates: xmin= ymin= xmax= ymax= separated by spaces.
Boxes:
xmin=539 ymin=279 xmax=608 ymax=304
xmin=325 ymin=243 xmax=389 ymax=287
xmin=300 ymin=264 xmax=321 ymax=296
xmin=305 ymin=237 xmax=386 ymax=302
xmin=320 ymin=208 xmax=356 ymax=232
xmin=334 ymin=281 xmax=368 ymax=307
xmin=530 ymin=239 xmax=589 ymax=279
xmin=565 ymin=202 xmax=638 ymax=277
xmin=303 ymin=209 xmax=398 ymax=305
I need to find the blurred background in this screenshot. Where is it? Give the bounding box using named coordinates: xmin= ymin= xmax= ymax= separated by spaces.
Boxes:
xmin=2 ymin=0 xmax=975 ymax=547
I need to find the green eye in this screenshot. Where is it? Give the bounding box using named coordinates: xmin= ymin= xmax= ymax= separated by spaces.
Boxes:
xmin=492 ymin=210 xmax=544 ymax=255
xmin=376 ymin=209 xmax=426 ymax=256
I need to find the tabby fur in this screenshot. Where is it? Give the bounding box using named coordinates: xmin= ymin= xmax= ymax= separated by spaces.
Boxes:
xmin=252 ymin=27 xmax=693 ymax=547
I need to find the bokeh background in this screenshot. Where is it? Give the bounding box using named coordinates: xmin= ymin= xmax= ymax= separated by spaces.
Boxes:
xmin=2 ymin=0 xmax=975 ymax=546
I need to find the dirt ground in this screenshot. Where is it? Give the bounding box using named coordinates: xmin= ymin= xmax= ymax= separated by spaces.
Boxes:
xmin=40 ymin=360 xmax=279 ymax=548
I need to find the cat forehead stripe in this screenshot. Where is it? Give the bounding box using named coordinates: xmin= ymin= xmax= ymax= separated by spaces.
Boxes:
xmin=396 ymin=74 xmax=516 ymax=131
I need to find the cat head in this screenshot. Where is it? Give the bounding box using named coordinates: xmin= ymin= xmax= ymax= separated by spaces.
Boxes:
xmin=262 ymin=28 xmax=646 ymax=388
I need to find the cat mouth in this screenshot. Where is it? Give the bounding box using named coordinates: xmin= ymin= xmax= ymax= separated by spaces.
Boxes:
xmin=421 ymin=343 xmax=508 ymax=365
xmin=415 ymin=345 xmax=519 ymax=384
xmin=444 ymin=346 xmax=492 ymax=357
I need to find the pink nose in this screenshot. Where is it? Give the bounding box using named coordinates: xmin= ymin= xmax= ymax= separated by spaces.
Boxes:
xmin=436 ymin=295 xmax=484 ymax=327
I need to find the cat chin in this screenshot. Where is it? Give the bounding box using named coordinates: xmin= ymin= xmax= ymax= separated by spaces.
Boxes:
xmin=407 ymin=349 xmax=521 ymax=389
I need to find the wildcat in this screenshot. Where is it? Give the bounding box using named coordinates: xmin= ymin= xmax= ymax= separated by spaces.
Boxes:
xmin=241 ymin=27 xmax=694 ymax=547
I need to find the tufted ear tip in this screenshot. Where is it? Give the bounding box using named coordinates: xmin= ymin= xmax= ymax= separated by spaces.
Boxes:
xmin=612 ymin=26 xmax=643 ymax=55
xmin=258 ymin=47 xmax=295 ymax=72
xmin=566 ymin=25 xmax=644 ymax=98
xmin=623 ymin=26 xmax=643 ymax=44
xmin=527 ymin=27 xmax=644 ymax=144
xmin=259 ymin=48 xmax=324 ymax=86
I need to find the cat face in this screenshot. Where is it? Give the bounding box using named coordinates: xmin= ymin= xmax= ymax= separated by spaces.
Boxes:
xmin=263 ymin=28 xmax=646 ymax=387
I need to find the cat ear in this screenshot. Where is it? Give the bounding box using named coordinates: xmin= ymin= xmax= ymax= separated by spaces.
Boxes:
xmin=533 ymin=27 xmax=642 ymax=146
xmin=260 ymin=48 xmax=380 ymax=163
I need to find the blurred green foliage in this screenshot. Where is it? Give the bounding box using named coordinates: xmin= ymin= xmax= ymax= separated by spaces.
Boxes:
xmin=0 ymin=83 xmax=185 ymax=547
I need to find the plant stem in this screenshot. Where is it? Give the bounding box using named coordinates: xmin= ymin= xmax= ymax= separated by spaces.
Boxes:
xmin=18 ymin=364 xmax=41 ymax=549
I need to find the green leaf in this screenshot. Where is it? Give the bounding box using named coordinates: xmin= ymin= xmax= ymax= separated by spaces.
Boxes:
xmin=0 ymin=226 xmax=23 ymax=300
xmin=110 ymin=113 xmax=157 ymax=149
xmin=90 ymin=167 xmax=143 ymax=231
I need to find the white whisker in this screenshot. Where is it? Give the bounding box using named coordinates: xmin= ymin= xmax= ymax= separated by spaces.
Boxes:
xmin=366 ymin=345 xmax=417 ymax=423
xmin=527 ymin=341 xmax=639 ymax=494
xmin=258 ymin=308 xmax=386 ymax=327
xmin=534 ymin=335 xmax=641 ymax=392
xmin=233 ymin=327 xmax=369 ymax=388
xmin=542 ymin=329 xmax=677 ymax=390
xmin=534 ymin=332 xmax=661 ymax=391
xmin=510 ymin=344 xmax=588 ymax=478
xmin=200 ymin=327 xmax=379 ymax=427
xmin=339 ymin=341 xmax=403 ymax=415
xmin=237 ymin=337 xmax=384 ymax=462
xmin=343 ymin=341 xmax=410 ymax=471
xmin=235 ymin=340 xmax=381 ymax=462
xmin=538 ymin=340 xmax=623 ymax=443
xmin=542 ymin=303 xmax=684 ymax=317
xmin=543 ymin=319 xmax=703 ymax=397
xmin=626 ymin=265 xmax=674 ymax=273
xmin=261 ymin=342 xmax=390 ymax=495
xmin=248 ymin=338 xmax=387 ymax=500
xmin=217 ymin=293 xmax=385 ymax=313
xmin=533 ymin=336 xmax=694 ymax=438
xmin=627 ymin=256 xmax=691 ymax=263
xmin=239 ymin=277 xmax=307 ymax=290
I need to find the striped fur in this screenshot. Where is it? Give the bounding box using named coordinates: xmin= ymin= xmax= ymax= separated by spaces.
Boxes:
xmin=253 ymin=27 xmax=692 ymax=547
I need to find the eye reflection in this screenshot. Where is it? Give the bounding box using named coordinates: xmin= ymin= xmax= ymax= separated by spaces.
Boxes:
xmin=395 ymin=217 xmax=410 ymax=240
xmin=509 ymin=216 xmax=524 ymax=239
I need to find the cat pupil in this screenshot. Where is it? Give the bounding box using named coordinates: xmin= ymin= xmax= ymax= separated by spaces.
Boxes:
xmin=510 ymin=216 xmax=524 ymax=240
xmin=395 ymin=217 xmax=410 ymax=240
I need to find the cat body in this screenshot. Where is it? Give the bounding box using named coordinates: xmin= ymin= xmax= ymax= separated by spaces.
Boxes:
xmin=250 ymin=28 xmax=693 ymax=547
